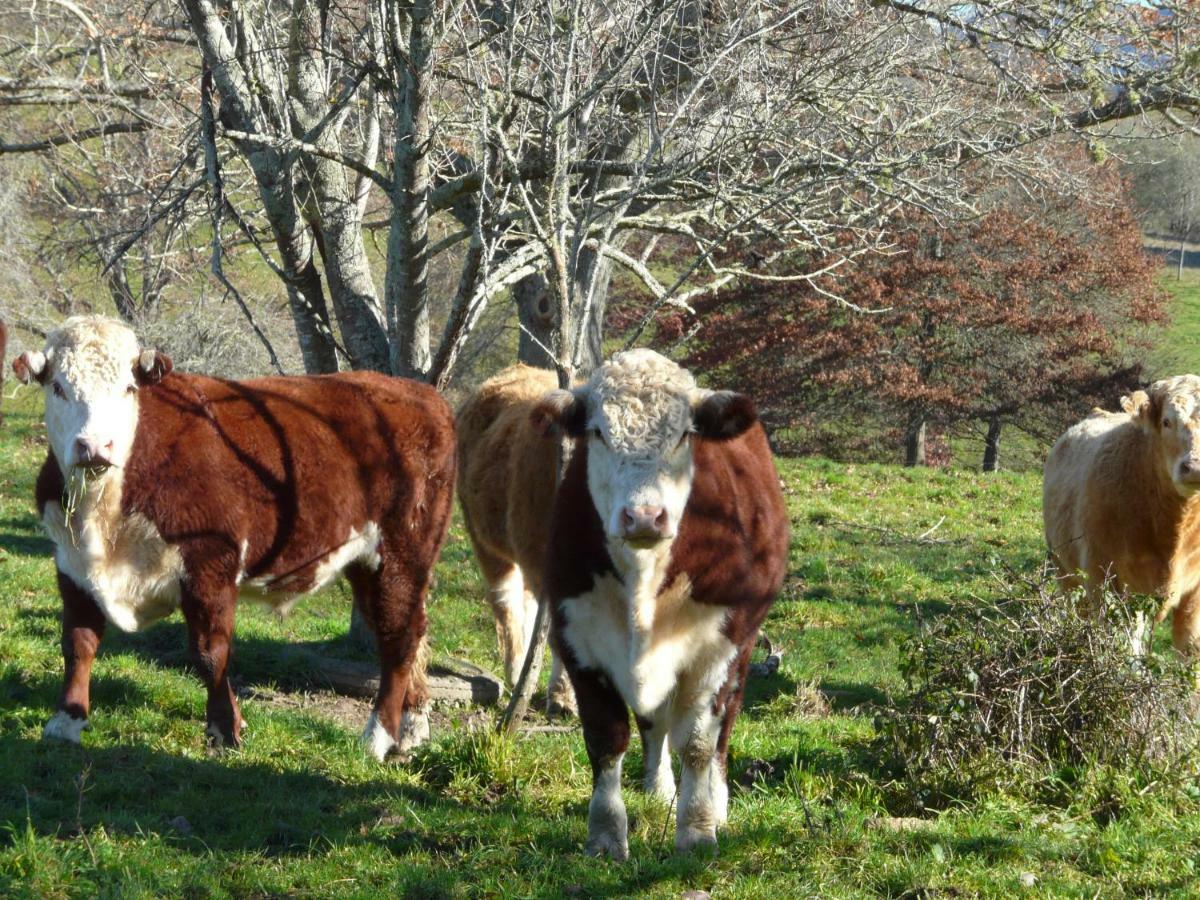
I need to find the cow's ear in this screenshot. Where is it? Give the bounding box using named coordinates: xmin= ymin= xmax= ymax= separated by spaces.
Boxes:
xmin=1140 ymin=381 xmax=1174 ymax=431
xmin=134 ymin=350 xmax=173 ymax=387
xmin=1120 ymin=390 xmax=1150 ymax=418
xmin=12 ymin=350 xmax=48 ymax=385
xmin=691 ymin=390 xmax=757 ymax=441
xmin=530 ymin=388 xmax=588 ymax=439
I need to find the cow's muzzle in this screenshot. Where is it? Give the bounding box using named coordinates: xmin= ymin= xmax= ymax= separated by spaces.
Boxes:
xmin=74 ymin=437 xmax=115 ymax=473
xmin=620 ymin=505 xmax=670 ymax=548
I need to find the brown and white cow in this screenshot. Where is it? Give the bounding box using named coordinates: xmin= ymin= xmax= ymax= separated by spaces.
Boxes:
xmin=1044 ymin=375 xmax=1200 ymax=656
xmin=456 ymin=364 xmax=575 ymax=715
xmin=533 ymin=349 xmax=790 ymax=858
xmin=13 ymin=316 xmax=456 ymax=758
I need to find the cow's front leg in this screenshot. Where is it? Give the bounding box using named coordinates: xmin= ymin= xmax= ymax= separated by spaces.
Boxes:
xmin=181 ymin=585 xmax=242 ymax=748
xmin=44 ymin=571 xmax=106 ymax=743
xmin=637 ymin=713 xmax=675 ymax=802
xmin=674 ymin=706 xmax=724 ymax=853
xmin=574 ymin=667 xmax=631 ymax=860
xmin=673 ymin=649 xmax=749 ymax=854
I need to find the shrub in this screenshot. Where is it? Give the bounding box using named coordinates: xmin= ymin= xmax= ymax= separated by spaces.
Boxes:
xmin=878 ymin=570 xmax=1198 ymax=809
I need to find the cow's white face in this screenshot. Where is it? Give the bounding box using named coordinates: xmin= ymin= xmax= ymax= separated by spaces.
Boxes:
xmin=1137 ymin=376 xmax=1200 ymax=498
xmin=12 ymin=316 xmax=172 ymax=476
xmin=532 ymin=349 xmax=758 ymax=555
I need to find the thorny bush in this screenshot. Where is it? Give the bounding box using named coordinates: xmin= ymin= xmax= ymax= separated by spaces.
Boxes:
xmin=878 ymin=569 xmax=1198 ymax=809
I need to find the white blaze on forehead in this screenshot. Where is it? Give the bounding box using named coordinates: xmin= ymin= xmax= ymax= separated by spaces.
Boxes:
xmin=47 ymin=316 xmax=141 ymax=392
xmin=588 ymin=349 xmax=695 ymax=452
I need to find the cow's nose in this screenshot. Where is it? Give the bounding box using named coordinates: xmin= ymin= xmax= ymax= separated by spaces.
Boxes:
xmin=1183 ymin=460 xmax=1200 ymax=479
xmin=74 ymin=438 xmax=114 ymax=470
xmin=620 ymin=505 xmax=669 ymax=541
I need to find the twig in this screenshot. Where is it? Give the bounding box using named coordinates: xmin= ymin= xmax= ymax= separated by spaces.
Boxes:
xmin=199 ymin=67 xmax=284 ymax=376
xmin=826 ymin=517 xmax=959 ymax=546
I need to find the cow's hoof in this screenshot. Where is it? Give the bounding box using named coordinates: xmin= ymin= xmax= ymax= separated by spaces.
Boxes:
xmin=546 ymin=693 xmax=578 ymax=719
xmin=584 ymin=831 xmax=630 ymax=861
xmin=397 ymin=707 xmax=430 ymax=753
xmin=361 ymin=711 xmax=398 ymax=761
xmin=43 ymin=711 xmax=88 ymax=744
xmin=674 ymin=828 xmax=719 ymax=855
xmin=644 ymin=775 xmax=677 ymax=805
xmin=205 ymin=723 xmax=242 ymax=751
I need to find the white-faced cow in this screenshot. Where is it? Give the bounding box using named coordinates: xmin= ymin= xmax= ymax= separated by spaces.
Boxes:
xmin=456 ymin=364 xmax=575 ymax=715
xmin=532 ymin=349 xmax=790 ymax=858
xmin=13 ymin=316 xmax=456 ymax=758
xmin=1044 ymin=375 xmax=1200 ymax=656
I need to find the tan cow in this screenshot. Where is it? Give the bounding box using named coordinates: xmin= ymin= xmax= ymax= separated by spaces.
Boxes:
xmin=1043 ymin=375 xmax=1200 ymax=655
xmin=456 ymin=365 xmax=575 ymax=715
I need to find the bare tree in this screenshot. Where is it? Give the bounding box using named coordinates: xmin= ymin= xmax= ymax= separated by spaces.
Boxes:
xmin=1127 ymin=135 xmax=1200 ymax=280
xmin=2 ymin=0 xmax=1196 ymax=391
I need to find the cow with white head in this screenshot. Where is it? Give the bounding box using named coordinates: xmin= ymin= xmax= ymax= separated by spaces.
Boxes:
xmin=14 ymin=317 xmax=172 ymax=477
xmin=13 ymin=316 xmax=456 ymax=757
xmin=533 ymin=349 xmax=790 ymax=858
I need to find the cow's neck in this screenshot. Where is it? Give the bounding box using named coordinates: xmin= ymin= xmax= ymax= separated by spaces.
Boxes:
xmin=610 ymin=539 xmax=675 ymax=635
xmin=53 ymin=461 xmax=127 ymax=562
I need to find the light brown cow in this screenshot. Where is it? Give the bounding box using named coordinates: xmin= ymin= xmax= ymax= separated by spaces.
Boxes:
xmin=1044 ymin=375 xmax=1200 ymax=655
xmin=455 ymin=364 xmax=575 ymax=715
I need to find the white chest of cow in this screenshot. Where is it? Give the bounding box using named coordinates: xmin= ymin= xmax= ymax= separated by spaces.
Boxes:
xmin=42 ymin=482 xmax=184 ymax=633
xmin=559 ymin=556 xmax=736 ymax=718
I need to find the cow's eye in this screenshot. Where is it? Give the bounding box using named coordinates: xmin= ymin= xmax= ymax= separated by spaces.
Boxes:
xmin=1164 ymin=418 xmax=1173 ymax=428
xmin=126 ymin=384 xmax=138 ymax=395
xmin=591 ymin=428 xmax=608 ymax=447
xmin=51 ymin=382 xmax=66 ymax=399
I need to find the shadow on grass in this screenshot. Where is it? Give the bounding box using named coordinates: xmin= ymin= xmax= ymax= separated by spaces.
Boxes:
xmin=0 ymin=733 xmax=443 ymax=860
xmin=98 ymin=619 xmax=379 ymax=694
xmin=0 ymin=529 xmax=53 ymax=558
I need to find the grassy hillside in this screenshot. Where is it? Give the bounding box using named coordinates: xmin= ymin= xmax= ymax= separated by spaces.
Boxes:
xmin=4 ymin=379 xmax=1200 ymax=898
xmin=1150 ymin=269 xmax=1200 ymax=378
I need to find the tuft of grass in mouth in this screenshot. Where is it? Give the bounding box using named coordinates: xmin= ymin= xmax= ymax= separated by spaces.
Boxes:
xmin=61 ymin=465 xmax=104 ymax=545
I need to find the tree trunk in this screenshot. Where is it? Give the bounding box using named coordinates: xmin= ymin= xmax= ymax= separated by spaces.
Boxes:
xmin=905 ymin=413 xmax=926 ymax=467
xmin=573 ymin=247 xmax=615 ymax=375
xmin=289 ymin=0 xmax=390 ymax=374
xmin=982 ymin=414 xmax=1002 ymax=472
xmin=1181 ymin=236 xmax=1187 ymax=281
xmin=515 ymin=273 xmax=556 ymax=369
xmin=281 ymin=244 xmax=340 ymax=374
xmin=384 ymin=0 xmax=435 ymax=380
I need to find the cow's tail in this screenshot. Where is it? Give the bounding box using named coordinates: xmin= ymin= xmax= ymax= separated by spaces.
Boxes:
xmin=409 ymin=630 xmax=431 ymax=710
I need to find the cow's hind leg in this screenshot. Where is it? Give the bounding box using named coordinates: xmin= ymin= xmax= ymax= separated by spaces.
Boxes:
xmin=181 ymin=584 xmax=243 ymax=748
xmin=354 ymin=552 xmax=432 ymax=760
xmin=637 ymin=713 xmax=675 ymax=803
xmin=547 ymin=648 xmax=578 ymax=718
xmin=44 ymin=571 xmax=107 ymax=743
xmin=573 ymin=665 xmax=632 ymax=860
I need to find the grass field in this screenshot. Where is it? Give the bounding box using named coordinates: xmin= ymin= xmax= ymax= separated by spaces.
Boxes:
xmin=3 ymin=275 xmax=1200 ymax=897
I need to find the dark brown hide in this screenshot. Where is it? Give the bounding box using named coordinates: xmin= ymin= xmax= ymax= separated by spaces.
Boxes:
xmin=37 ymin=370 xmax=456 ymax=751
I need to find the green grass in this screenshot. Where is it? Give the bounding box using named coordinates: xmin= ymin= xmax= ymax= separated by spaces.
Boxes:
xmin=5 ymin=381 xmax=1200 ymax=898
xmin=1150 ymin=268 xmax=1200 ymax=379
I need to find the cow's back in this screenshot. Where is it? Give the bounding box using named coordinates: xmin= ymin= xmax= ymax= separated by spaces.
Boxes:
xmin=123 ymin=370 xmax=455 ymax=578
xmin=457 ymin=365 xmax=558 ymax=590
